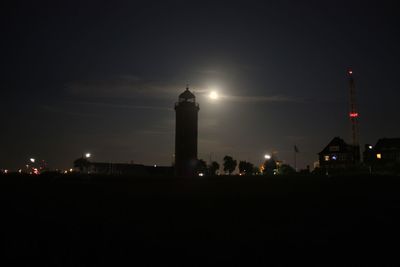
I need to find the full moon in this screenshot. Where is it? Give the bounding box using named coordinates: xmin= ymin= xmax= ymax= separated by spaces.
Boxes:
xmin=209 ymin=91 xmax=219 ymax=100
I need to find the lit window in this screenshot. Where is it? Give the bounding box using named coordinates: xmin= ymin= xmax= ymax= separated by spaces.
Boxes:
xmin=376 ymin=154 xmax=382 ymax=159
xmin=324 ymin=156 xmax=330 ymax=161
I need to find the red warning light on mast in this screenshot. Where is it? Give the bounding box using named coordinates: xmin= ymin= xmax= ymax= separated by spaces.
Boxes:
xmin=349 ymin=112 xmax=359 ymax=118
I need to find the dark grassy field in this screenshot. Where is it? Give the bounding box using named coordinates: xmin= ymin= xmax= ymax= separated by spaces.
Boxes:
xmin=1 ymin=174 xmax=400 ymax=266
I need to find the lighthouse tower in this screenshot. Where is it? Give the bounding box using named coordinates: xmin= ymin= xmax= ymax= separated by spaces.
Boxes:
xmin=174 ymin=86 xmax=200 ymax=176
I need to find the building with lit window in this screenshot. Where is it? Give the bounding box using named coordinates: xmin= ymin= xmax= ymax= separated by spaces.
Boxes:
xmin=364 ymin=138 xmax=400 ymax=173
xmin=318 ymin=137 xmax=360 ymax=172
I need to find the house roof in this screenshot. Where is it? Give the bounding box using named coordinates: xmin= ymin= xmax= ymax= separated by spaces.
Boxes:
xmin=375 ymin=138 xmax=400 ymax=151
xmin=318 ymin=136 xmax=354 ymax=155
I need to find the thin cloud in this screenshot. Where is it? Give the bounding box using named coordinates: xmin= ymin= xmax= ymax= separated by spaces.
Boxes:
xmin=65 ymin=75 xmax=305 ymax=104
xmin=71 ymin=101 xmax=173 ymax=111
xmin=193 ymin=85 xmax=305 ymax=103
xmin=65 ymin=76 xmax=181 ymax=99
xmin=40 ymin=105 xmax=100 ymax=118
xmin=40 ymin=100 xmax=173 ymax=120
xmin=222 ymin=94 xmax=305 ymax=103
xmin=195 ymin=90 xmax=305 ymax=103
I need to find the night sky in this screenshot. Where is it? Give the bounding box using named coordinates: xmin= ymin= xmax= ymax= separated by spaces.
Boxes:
xmin=1 ymin=1 xmax=400 ymax=170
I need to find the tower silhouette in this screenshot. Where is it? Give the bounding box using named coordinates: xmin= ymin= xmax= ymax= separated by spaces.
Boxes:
xmin=174 ymin=86 xmax=199 ymax=176
xmin=347 ymin=68 xmax=361 ymax=163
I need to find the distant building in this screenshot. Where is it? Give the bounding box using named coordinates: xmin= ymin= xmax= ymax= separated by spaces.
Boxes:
xmin=174 ymin=87 xmax=199 ymax=177
xmin=364 ymin=138 xmax=400 ymax=171
xmin=74 ymin=160 xmax=173 ymax=176
xmin=318 ymin=137 xmax=360 ymax=172
xmin=89 ymin=162 xmax=147 ymax=175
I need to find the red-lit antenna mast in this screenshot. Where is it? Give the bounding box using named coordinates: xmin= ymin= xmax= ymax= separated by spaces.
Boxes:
xmin=348 ymin=68 xmax=360 ymax=162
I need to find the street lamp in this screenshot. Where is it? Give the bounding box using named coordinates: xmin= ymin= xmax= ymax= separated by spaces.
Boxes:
xmin=264 ymin=154 xmax=271 ymax=160
xmin=30 ymin=158 xmax=35 ymax=163
xmin=85 ymin=153 xmax=91 ymax=158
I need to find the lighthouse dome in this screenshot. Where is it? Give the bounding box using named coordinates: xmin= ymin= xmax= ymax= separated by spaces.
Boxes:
xmin=178 ymin=87 xmax=195 ymax=102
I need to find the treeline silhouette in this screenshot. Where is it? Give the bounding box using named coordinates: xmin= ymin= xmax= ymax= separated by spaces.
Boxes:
xmin=195 ymin=155 xmax=297 ymax=176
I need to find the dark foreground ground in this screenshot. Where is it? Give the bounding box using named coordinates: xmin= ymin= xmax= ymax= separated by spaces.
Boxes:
xmin=2 ymin=174 xmax=400 ymax=266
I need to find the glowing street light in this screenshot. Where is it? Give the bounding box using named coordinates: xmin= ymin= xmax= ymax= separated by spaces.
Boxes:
xmin=30 ymin=158 xmax=36 ymax=163
xmin=85 ymin=153 xmax=91 ymax=158
xmin=264 ymin=154 xmax=271 ymax=160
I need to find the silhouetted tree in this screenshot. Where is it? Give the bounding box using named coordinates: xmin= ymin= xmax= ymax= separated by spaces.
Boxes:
xmin=223 ymin=156 xmax=237 ymax=175
xmin=209 ymin=161 xmax=220 ymax=176
xmin=278 ymin=164 xmax=296 ymax=175
xmin=262 ymin=158 xmax=277 ymax=176
xmin=238 ymin=161 xmax=255 ymax=175
xmin=196 ymin=159 xmax=207 ymax=175
xmin=253 ymin=166 xmax=261 ymax=175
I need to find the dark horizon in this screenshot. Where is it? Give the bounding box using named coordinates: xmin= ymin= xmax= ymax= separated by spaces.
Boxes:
xmin=2 ymin=1 xmax=400 ymax=170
